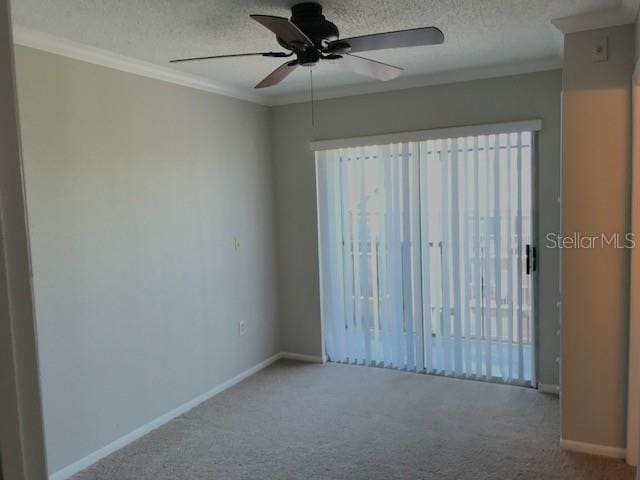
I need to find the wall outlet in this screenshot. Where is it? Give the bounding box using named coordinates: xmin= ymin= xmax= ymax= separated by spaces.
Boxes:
xmin=238 ymin=321 xmax=246 ymax=336
xmin=591 ymin=37 xmax=608 ymax=62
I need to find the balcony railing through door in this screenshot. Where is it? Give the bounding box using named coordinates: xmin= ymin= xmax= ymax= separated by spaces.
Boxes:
xmin=316 ymin=130 xmax=536 ymax=386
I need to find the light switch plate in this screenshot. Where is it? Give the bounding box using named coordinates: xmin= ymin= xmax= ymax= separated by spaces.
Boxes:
xmin=591 ymin=37 xmax=608 ymax=62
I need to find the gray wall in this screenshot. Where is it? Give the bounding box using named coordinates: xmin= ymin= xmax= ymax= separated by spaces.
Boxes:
xmin=271 ymin=70 xmax=562 ymax=387
xmin=0 ymin=4 xmax=47 ymax=480
xmin=14 ymin=46 xmax=279 ymax=474
xmin=560 ymin=25 xmax=634 ymax=449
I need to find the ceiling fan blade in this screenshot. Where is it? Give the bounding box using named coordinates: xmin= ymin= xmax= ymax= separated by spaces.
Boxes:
xmin=250 ymin=15 xmax=314 ymax=50
xmin=337 ymin=54 xmax=403 ymax=81
xmin=170 ymin=51 xmax=290 ymax=63
xmin=332 ymin=27 xmax=444 ymax=54
xmin=255 ymin=60 xmax=299 ymax=89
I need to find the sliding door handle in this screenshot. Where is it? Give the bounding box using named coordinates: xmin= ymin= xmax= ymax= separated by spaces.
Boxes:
xmin=525 ymin=244 xmax=537 ymax=275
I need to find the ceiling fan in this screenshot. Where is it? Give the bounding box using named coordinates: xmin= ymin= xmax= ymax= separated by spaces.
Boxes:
xmin=169 ymin=2 xmax=444 ymax=89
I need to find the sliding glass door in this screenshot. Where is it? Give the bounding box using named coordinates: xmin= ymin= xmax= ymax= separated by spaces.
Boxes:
xmin=316 ymin=130 xmax=536 ymax=386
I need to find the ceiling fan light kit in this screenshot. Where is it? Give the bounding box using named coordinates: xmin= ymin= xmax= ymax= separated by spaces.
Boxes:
xmin=170 ymin=2 xmax=444 ymax=89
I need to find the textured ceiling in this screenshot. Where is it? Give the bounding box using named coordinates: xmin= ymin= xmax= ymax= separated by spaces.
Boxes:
xmin=11 ymin=0 xmax=624 ymax=102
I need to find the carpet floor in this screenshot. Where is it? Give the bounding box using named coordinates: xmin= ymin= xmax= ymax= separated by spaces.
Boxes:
xmin=72 ymin=360 xmax=634 ymax=480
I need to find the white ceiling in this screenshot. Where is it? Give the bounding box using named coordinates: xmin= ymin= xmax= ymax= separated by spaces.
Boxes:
xmin=10 ymin=0 xmax=634 ymax=104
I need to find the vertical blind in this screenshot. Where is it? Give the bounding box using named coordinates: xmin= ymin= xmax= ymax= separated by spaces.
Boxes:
xmin=316 ymin=129 xmax=536 ymax=386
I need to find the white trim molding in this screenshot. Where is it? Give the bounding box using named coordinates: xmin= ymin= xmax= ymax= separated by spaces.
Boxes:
xmin=538 ymin=383 xmax=560 ymax=395
xmin=310 ymin=119 xmax=542 ymax=151
xmin=627 ymin=69 xmax=640 ymax=468
xmin=11 ymin=25 xmax=564 ymax=108
xmin=269 ymin=58 xmax=562 ymax=106
xmin=551 ymin=5 xmax=639 ymax=34
xmin=48 ymin=351 xmax=321 ymax=480
xmin=560 ymin=439 xmax=626 ymax=459
xmin=11 ymin=25 xmax=269 ymax=106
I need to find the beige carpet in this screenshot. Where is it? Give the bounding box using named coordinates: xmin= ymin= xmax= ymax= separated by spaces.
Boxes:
xmin=72 ymin=360 xmax=634 ymax=480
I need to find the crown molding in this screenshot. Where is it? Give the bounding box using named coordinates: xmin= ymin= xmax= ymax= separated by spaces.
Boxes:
xmin=11 ymin=26 xmax=564 ymax=109
xmin=11 ymin=25 xmax=269 ymax=106
xmin=265 ymin=57 xmax=563 ymax=106
xmin=551 ymin=4 xmax=638 ymax=34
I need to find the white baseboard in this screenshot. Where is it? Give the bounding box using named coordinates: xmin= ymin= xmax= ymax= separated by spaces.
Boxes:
xmin=538 ymin=383 xmax=560 ymax=395
xmin=49 ymin=352 xmax=283 ymax=480
xmin=279 ymin=351 xmax=325 ymax=363
xmin=560 ymin=438 xmax=626 ymax=459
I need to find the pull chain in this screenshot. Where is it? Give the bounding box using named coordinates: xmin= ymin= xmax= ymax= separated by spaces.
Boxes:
xmin=310 ymin=67 xmax=315 ymax=126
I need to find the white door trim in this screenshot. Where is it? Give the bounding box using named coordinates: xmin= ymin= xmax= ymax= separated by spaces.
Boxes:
xmin=0 ymin=0 xmax=48 ymax=478
xmin=626 ymin=58 xmax=640 ymax=469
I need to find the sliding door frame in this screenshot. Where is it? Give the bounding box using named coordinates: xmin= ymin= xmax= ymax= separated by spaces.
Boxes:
xmin=314 ymin=121 xmax=542 ymax=387
xmin=531 ymin=132 xmax=540 ymax=387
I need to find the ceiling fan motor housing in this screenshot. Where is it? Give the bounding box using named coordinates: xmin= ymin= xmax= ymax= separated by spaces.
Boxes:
xmin=286 ymin=2 xmax=339 ymax=50
xmin=297 ymin=48 xmax=321 ymax=67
